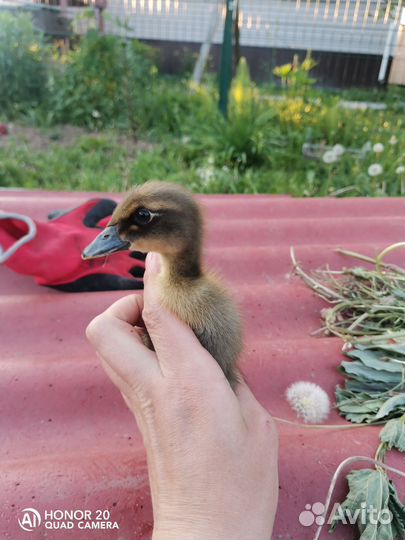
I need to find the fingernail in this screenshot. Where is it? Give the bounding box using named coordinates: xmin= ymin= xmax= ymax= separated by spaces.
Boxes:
xmin=146 ymin=252 xmax=161 ymax=275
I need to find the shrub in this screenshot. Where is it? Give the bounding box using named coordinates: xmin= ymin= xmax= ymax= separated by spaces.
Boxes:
xmin=48 ymin=30 xmax=156 ymax=130
xmin=0 ymin=11 xmax=49 ymax=113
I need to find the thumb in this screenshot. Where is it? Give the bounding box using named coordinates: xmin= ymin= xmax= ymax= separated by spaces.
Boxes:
xmin=143 ymin=252 xmax=172 ymax=327
xmin=142 ymin=252 xmax=211 ymax=375
xmin=142 ymin=251 xmax=164 ymax=311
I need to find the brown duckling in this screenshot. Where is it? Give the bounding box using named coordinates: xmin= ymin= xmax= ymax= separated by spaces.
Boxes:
xmin=83 ymin=181 xmax=242 ymax=386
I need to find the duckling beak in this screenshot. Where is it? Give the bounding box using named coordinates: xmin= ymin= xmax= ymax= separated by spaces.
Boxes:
xmin=82 ymin=225 xmax=130 ymax=260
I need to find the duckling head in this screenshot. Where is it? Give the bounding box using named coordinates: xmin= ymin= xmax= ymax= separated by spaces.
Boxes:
xmin=82 ymin=181 xmax=203 ymax=278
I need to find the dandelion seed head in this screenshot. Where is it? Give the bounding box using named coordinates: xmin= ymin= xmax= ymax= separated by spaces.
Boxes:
xmin=368 ymin=163 xmax=383 ymax=177
xmin=373 ymin=143 xmax=384 ymax=154
xmin=286 ymin=381 xmax=331 ymax=424
xmin=332 ymin=144 xmax=345 ymax=157
xmin=396 ymin=165 xmax=405 ymax=175
xmin=322 ymin=150 xmax=338 ymax=164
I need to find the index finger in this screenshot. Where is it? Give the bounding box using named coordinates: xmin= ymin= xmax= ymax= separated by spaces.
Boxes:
xmin=86 ymin=293 xmax=160 ymax=388
xmin=103 ymin=292 xmax=144 ymax=326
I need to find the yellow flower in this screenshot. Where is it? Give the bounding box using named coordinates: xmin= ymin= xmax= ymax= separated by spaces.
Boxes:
xmin=273 ymin=63 xmax=292 ymax=78
xmin=301 ymin=55 xmax=317 ymax=72
xmin=230 ymin=58 xmax=256 ymax=113
xmin=232 ymin=83 xmax=244 ymax=105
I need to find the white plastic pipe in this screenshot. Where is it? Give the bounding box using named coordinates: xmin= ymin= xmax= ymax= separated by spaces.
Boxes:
xmin=192 ymin=1 xmax=221 ymax=85
xmin=378 ymin=21 xmax=397 ymax=82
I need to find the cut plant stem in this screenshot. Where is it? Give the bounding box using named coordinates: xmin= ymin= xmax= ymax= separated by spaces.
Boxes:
xmin=291 ymin=244 xmax=405 ymax=340
xmin=336 ymin=247 xmax=405 ymax=276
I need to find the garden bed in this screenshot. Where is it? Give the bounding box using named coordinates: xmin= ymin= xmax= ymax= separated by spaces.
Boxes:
xmin=0 ymin=12 xmax=404 ymax=197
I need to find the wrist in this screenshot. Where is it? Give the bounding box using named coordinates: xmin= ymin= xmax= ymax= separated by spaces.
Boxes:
xmin=153 ymin=525 xmax=241 ymax=540
xmin=153 ymin=510 xmax=234 ymax=540
xmin=152 ymin=511 xmax=259 ymax=540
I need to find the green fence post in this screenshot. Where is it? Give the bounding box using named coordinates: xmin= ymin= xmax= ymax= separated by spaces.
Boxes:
xmin=219 ymin=0 xmax=234 ymax=117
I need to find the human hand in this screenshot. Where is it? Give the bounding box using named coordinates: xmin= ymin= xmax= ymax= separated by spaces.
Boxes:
xmin=86 ymin=252 xmax=279 ymax=540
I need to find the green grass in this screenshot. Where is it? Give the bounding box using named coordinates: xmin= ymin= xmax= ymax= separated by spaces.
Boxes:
xmin=0 ymin=134 xmax=134 ymax=191
xmin=1 ymin=83 xmax=404 ymax=196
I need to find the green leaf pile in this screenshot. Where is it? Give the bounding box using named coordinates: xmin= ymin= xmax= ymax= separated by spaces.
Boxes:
xmin=333 ymin=345 xmax=405 ymax=539
xmin=329 ymin=469 xmax=405 ymax=540
xmin=293 ymin=245 xmax=405 ymax=539
xmin=336 ymin=342 xmax=405 ymax=423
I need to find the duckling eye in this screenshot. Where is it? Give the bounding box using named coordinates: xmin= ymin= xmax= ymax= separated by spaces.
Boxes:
xmin=134 ymin=208 xmax=153 ymax=225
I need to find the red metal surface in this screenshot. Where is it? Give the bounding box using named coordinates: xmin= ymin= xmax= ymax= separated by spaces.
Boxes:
xmin=1 ymin=190 xmax=404 ymax=540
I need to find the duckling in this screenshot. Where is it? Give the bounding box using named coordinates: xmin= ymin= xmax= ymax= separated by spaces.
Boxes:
xmin=83 ymin=181 xmax=242 ymax=387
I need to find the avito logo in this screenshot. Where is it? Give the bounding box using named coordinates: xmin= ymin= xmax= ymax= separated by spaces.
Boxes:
xmin=18 ymin=508 xmax=41 ymax=532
